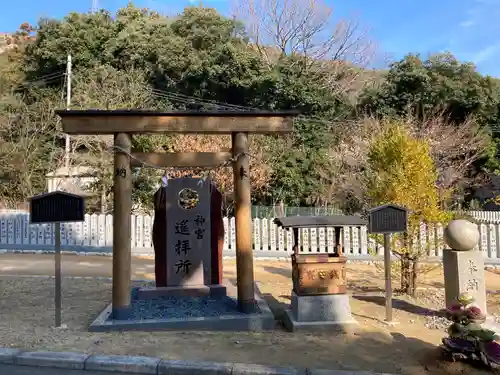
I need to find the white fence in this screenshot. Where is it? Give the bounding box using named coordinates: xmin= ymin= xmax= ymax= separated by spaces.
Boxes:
xmin=0 ymin=212 xmax=500 ymax=263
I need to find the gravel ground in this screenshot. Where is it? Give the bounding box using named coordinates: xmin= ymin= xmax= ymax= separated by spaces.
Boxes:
xmin=0 ymin=276 xmax=493 ymax=375
xmin=2 ymin=257 xmax=500 ymax=375
xmin=412 ymin=289 xmax=450 ymax=331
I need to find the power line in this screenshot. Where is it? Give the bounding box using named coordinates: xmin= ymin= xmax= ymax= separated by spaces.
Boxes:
xmin=151 ymin=91 xmax=250 ymax=112
xmin=151 ymin=89 xmax=259 ymax=111
xmin=25 ymin=71 xmax=65 ymax=83
xmin=150 ymin=87 xmax=350 ymax=126
xmin=19 ymin=71 xmax=65 ymax=87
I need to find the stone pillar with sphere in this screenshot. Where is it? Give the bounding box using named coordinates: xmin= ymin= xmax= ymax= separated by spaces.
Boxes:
xmin=443 ymin=219 xmax=486 ymax=313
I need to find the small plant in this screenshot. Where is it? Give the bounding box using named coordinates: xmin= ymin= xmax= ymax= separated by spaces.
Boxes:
xmin=442 ymin=294 xmax=500 ymax=368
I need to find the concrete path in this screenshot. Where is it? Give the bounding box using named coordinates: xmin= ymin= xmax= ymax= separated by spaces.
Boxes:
xmin=0 ymin=253 xmax=149 ymax=278
xmin=0 ymin=253 xmax=293 ymax=284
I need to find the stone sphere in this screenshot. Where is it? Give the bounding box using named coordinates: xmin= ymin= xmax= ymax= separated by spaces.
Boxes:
xmin=444 ymin=219 xmax=479 ymax=251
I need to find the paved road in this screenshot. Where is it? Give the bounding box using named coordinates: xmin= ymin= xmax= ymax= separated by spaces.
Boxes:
xmin=0 ymin=253 xmax=155 ymax=279
xmin=0 ymin=364 xmax=138 ymax=375
xmin=0 ymin=253 xmax=275 ymax=281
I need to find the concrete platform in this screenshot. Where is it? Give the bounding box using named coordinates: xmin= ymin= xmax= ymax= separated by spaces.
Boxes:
xmin=89 ymin=280 xmax=276 ymax=332
xmin=283 ymin=293 xmax=359 ymax=333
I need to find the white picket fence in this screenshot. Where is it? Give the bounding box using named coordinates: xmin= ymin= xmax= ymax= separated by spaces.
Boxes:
xmin=465 ymin=211 xmax=500 ymax=223
xmin=0 ymin=211 xmax=499 ymax=263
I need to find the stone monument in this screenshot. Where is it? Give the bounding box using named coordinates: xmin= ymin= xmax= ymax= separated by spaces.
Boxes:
xmin=166 ymin=177 xmax=211 ymax=286
xmin=443 ymin=219 xmax=486 ymax=313
xmin=147 ymin=177 xmax=225 ymax=297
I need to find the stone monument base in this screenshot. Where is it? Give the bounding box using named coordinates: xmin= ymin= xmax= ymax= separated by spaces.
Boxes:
xmin=443 ymin=249 xmax=486 ymax=314
xmin=282 ymin=292 xmax=358 ymax=333
xmin=137 ymin=284 xmax=227 ymax=299
xmin=88 ymin=280 xmax=275 ymax=332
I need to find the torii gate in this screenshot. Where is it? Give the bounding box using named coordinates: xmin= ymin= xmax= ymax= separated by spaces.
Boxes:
xmin=56 ymin=109 xmax=297 ymax=318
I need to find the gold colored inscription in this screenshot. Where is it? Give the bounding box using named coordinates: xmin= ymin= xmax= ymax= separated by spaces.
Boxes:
xmin=306 ymin=269 xmax=316 ymax=280
xmin=329 ymin=270 xmax=339 ymax=279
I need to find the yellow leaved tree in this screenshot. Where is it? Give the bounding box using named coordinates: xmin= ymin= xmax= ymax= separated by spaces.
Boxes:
xmin=367 ymin=120 xmax=453 ymax=295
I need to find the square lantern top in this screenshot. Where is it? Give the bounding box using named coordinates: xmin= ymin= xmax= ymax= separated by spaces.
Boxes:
xmin=367 ymin=204 xmax=409 ymax=234
xmin=274 ymin=215 xmax=368 ymax=229
xmin=29 ymin=191 xmax=85 ymax=224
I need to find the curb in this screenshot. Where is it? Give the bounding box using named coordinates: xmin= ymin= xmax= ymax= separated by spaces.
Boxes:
xmin=0 ymin=348 xmax=395 ymax=375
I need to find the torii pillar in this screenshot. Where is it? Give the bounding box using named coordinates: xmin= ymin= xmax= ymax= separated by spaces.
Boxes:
xmin=112 ymin=132 xmax=132 ymax=318
xmin=232 ymin=132 xmax=254 ymax=312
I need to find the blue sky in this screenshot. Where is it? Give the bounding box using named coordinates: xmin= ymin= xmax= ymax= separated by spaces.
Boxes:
xmin=2 ymin=0 xmax=500 ymax=76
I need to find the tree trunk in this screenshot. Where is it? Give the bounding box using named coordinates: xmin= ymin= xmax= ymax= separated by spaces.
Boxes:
xmin=278 ymin=201 xmax=285 ymax=217
xmin=100 ymin=186 xmax=106 ymax=214
xmin=400 ymin=254 xmax=411 ymax=294
xmin=410 ymin=259 xmax=418 ymax=297
xmin=400 ymin=231 xmax=411 ymax=294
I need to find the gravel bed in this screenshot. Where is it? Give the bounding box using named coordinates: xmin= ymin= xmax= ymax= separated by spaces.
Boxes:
xmin=424 ymin=315 xmax=450 ymax=331
xmin=409 ymin=289 xmax=450 ymax=331
xmin=119 ymin=287 xmax=248 ymax=321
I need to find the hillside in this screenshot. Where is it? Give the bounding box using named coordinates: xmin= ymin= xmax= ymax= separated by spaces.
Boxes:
xmin=0 ymin=33 xmax=14 ymax=54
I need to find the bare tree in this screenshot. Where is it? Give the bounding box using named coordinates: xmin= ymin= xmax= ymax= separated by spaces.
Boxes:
xmin=69 ymin=65 xmax=169 ymax=213
xmin=0 ymin=94 xmax=63 ymax=206
xmin=322 ymin=114 xmax=490 ymax=213
xmin=411 ymin=114 xmax=490 ymax=192
xmin=318 ymin=118 xmax=373 ymax=212
xmin=234 ymin=0 xmax=372 ymax=62
xmin=164 ymin=134 xmax=272 ymax=205
xmin=233 ymin=0 xmax=377 ymax=95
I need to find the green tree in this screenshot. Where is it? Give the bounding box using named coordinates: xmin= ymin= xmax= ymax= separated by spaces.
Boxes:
xmin=15 ymin=3 xmax=362 ymax=208
xmin=359 ymin=53 xmax=500 ymax=123
xmin=359 ymin=52 xmax=500 ymax=189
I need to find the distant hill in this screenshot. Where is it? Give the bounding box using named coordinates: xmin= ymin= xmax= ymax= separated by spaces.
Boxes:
xmin=0 ymin=33 xmax=15 ymax=54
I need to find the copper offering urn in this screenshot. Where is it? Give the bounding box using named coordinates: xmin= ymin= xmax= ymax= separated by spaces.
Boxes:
xmin=292 ymin=254 xmax=347 ymax=295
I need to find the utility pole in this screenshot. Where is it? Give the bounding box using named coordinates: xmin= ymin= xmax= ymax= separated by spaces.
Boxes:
xmin=64 ymin=54 xmax=72 ymax=171
xmin=92 ymin=0 xmax=98 ymax=12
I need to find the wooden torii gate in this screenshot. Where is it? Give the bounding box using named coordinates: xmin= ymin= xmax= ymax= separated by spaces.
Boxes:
xmin=56 ymin=109 xmax=297 ymax=318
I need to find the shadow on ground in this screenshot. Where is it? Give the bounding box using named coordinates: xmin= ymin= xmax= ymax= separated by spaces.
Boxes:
xmin=260 ymin=292 xmax=288 ymax=323
xmin=353 ymin=295 xmax=440 ymax=316
xmin=245 ymin=294 xmax=485 ymax=374
xmin=262 ymin=266 xmax=291 ymax=278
